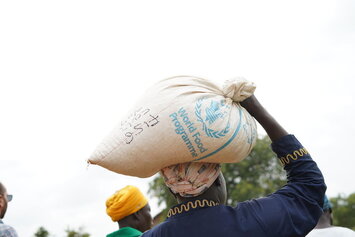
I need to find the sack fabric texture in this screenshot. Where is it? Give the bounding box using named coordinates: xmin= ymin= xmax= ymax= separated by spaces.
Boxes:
xmin=88 ymin=76 xmax=257 ymax=177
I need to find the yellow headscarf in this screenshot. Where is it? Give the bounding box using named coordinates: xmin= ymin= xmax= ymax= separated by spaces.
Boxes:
xmin=106 ymin=185 xmax=148 ymax=222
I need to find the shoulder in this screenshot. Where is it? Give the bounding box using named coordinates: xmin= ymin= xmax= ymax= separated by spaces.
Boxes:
xmin=330 ymin=226 xmax=355 ymax=234
xmin=0 ymin=223 xmax=19 ymax=237
xmin=307 ymin=227 xmax=355 ymax=237
xmin=141 ymin=221 xmax=168 ymax=237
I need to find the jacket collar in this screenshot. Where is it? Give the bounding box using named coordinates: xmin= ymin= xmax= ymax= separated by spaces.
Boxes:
xmin=167 ymin=199 xmax=219 ymax=218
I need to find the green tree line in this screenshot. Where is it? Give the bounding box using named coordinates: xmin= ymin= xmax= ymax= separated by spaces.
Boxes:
xmin=33 ymin=226 xmax=90 ymax=237
xmin=330 ymin=193 xmax=355 ymax=230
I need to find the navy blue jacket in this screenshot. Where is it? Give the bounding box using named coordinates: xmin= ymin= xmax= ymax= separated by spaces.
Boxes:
xmin=142 ymin=135 xmax=326 ymax=237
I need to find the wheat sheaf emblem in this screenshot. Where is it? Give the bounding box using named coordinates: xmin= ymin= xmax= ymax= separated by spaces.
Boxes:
xmin=195 ymin=98 xmax=230 ymax=138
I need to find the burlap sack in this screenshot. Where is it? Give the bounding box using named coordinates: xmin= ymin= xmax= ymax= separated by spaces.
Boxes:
xmin=88 ymin=76 xmax=257 ymax=177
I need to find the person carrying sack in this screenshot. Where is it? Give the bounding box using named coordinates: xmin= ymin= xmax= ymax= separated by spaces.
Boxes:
xmin=141 ymin=94 xmax=326 ymax=237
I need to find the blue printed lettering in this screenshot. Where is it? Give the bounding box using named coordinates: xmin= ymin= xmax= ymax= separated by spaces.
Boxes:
xmin=178 ymin=107 xmax=197 ymax=134
xmin=192 ymin=132 xmax=207 ymax=153
xmin=170 ymin=112 xmax=198 ymax=157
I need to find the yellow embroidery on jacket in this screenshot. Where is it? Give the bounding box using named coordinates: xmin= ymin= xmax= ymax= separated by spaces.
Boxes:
xmin=279 ymin=148 xmax=309 ymax=166
xmin=167 ymin=199 xmax=219 ymax=217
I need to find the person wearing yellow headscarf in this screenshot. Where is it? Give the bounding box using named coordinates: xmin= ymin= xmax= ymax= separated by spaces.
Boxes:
xmin=106 ymin=185 xmax=152 ymax=237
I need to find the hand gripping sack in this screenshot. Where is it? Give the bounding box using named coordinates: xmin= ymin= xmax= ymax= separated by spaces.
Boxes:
xmin=88 ymin=76 xmax=257 ymax=178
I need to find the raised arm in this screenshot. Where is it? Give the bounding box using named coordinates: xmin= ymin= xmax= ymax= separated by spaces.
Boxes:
xmin=238 ymin=94 xmax=326 ymax=237
xmin=240 ymin=95 xmax=287 ymax=142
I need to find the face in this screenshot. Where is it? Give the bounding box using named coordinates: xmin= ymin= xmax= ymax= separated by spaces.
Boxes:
xmin=137 ymin=204 xmax=153 ymax=232
xmin=0 ymin=192 xmax=9 ymax=219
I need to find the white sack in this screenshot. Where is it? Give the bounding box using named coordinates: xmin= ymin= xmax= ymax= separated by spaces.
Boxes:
xmin=88 ymin=76 xmax=257 ymax=178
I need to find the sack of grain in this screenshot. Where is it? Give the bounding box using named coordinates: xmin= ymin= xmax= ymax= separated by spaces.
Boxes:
xmin=88 ymin=76 xmax=257 ymax=178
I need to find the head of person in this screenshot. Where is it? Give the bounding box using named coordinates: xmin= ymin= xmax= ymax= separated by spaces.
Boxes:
xmin=321 ymin=195 xmax=333 ymax=224
xmin=0 ymin=182 xmax=13 ymax=219
xmin=314 ymin=195 xmax=333 ymax=229
xmin=106 ymin=185 xmax=152 ymax=233
xmin=161 ymin=162 xmax=227 ymax=204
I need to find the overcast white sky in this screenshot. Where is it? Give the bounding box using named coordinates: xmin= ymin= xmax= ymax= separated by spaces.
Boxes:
xmin=1 ymin=0 xmax=354 ymax=236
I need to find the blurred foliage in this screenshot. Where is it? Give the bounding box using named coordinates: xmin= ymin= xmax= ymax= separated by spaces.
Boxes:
xmin=149 ymin=135 xmax=286 ymax=215
xmin=149 ymin=173 xmax=178 ymax=218
xmin=33 ymin=226 xmax=90 ymax=237
xmin=222 ymin=136 xmax=286 ymax=205
xmin=65 ymin=227 xmax=90 ymax=237
xmin=34 ymin=227 xmax=50 ymax=237
xmin=330 ymin=193 xmax=355 ymax=230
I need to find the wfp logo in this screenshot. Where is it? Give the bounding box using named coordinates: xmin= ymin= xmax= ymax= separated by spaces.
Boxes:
xmin=205 ymin=101 xmax=226 ymax=125
xmin=195 ymin=97 xmax=231 ymax=138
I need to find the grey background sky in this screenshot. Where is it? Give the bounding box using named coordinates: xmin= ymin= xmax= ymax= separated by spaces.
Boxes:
xmin=1 ymin=0 xmax=354 ymax=236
